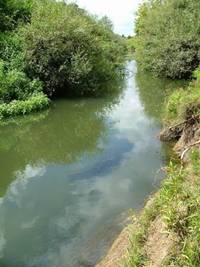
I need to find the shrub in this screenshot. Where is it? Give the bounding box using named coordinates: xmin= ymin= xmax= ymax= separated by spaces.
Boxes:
xmin=0 ymin=0 xmax=126 ymax=119
xmin=21 ymin=1 xmax=126 ymax=97
xmin=135 ymin=0 xmax=200 ymax=79
xmin=0 ymin=60 xmax=43 ymax=103
xmin=0 ymin=0 xmax=33 ymax=32
xmin=0 ymin=93 xmax=50 ymax=119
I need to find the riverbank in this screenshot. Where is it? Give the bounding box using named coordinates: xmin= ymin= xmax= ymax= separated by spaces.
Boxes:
xmin=96 ymin=71 xmax=200 ymax=267
xmin=97 ymin=152 xmax=200 ymax=267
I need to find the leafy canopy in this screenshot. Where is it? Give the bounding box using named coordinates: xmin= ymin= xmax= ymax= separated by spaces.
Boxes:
xmin=135 ymin=0 xmax=200 ymax=79
xmin=21 ymin=0 xmax=126 ymax=97
xmin=0 ymin=0 xmax=126 ymax=118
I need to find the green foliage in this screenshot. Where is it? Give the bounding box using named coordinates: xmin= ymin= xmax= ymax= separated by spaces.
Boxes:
xmin=0 ymin=0 xmax=46 ymax=119
xmin=124 ymin=214 xmax=152 ymax=266
xmin=0 ymin=92 xmax=50 ymax=119
xmin=135 ymin=0 xmax=200 ymax=79
xmin=0 ymin=0 xmax=33 ymax=32
xmin=124 ymin=197 xmax=160 ymax=267
xmin=158 ymin=157 xmax=200 ymax=267
xmin=193 ymin=67 xmax=200 ymax=81
xmin=124 ymin=154 xmax=200 ymax=267
xmin=20 ymin=1 xmax=126 ymax=97
xmin=0 ymin=32 xmax=25 ymax=70
xmin=164 ymin=70 xmax=200 ymax=124
xmin=0 ymin=60 xmax=43 ymax=103
xmin=0 ymin=0 xmax=126 ymax=118
xmin=124 ymin=227 xmax=145 ymax=267
xmin=126 ymin=36 xmax=136 ymax=54
xmin=190 ymin=149 xmax=200 ymax=174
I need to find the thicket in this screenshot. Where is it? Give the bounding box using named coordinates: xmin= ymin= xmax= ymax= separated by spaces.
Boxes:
xmin=21 ymin=1 xmax=126 ymax=97
xmin=135 ymin=0 xmax=200 ymax=79
xmin=0 ymin=0 xmax=32 ymax=32
xmin=125 ymin=36 xmax=136 ymax=54
xmin=0 ymin=0 xmax=126 ymax=119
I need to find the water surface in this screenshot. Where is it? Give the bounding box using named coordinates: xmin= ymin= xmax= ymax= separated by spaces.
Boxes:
xmin=0 ymin=62 xmax=181 ymax=267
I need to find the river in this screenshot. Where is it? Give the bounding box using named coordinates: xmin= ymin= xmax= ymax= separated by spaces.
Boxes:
xmin=0 ymin=61 xmax=183 ymax=267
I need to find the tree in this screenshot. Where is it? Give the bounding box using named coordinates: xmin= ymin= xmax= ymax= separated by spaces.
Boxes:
xmin=0 ymin=0 xmax=32 ymax=32
xmin=99 ymin=16 xmax=114 ymax=31
xmin=21 ymin=1 xmax=125 ymax=97
xmin=135 ymin=0 xmax=200 ymax=79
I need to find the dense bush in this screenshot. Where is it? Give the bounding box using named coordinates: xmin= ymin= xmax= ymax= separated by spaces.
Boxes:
xmin=135 ymin=0 xmax=200 ymax=79
xmin=0 ymin=32 xmax=25 ymax=71
xmin=21 ymin=1 xmax=126 ymax=97
xmin=0 ymin=93 xmax=50 ymax=119
xmin=0 ymin=60 xmax=42 ymax=103
xmin=0 ymin=0 xmax=126 ymax=119
xmin=126 ymin=36 xmax=136 ymax=54
xmin=0 ymin=0 xmax=32 ymax=32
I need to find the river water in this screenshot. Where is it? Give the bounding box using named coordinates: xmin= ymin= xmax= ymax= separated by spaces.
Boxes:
xmin=0 ymin=61 xmax=182 ymax=267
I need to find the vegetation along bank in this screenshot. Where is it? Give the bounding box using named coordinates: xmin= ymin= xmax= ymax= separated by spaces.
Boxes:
xmin=97 ymin=0 xmax=200 ymax=266
xmin=0 ymin=0 xmax=126 ymax=119
xmin=1 ymin=0 xmax=200 ymax=266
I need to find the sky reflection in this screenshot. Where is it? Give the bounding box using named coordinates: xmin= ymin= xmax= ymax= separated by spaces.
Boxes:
xmin=0 ymin=62 xmax=167 ymax=267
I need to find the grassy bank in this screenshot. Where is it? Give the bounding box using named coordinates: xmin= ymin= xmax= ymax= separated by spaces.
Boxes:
xmin=96 ymin=0 xmax=200 ymax=266
xmin=124 ymin=150 xmax=200 ymax=267
xmin=123 ymin=5 xmax=200 ymax=261
xmin=95 ymin=70 xmax=200 ymax=267
xmin=123 ymin=69 xmax=200 ymax=267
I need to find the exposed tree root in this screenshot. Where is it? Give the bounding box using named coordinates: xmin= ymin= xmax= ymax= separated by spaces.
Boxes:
xmin=159 ymin=115 xmax=200 ymax=159
xmin=181 ymin=140 xmax=200 ymax=160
